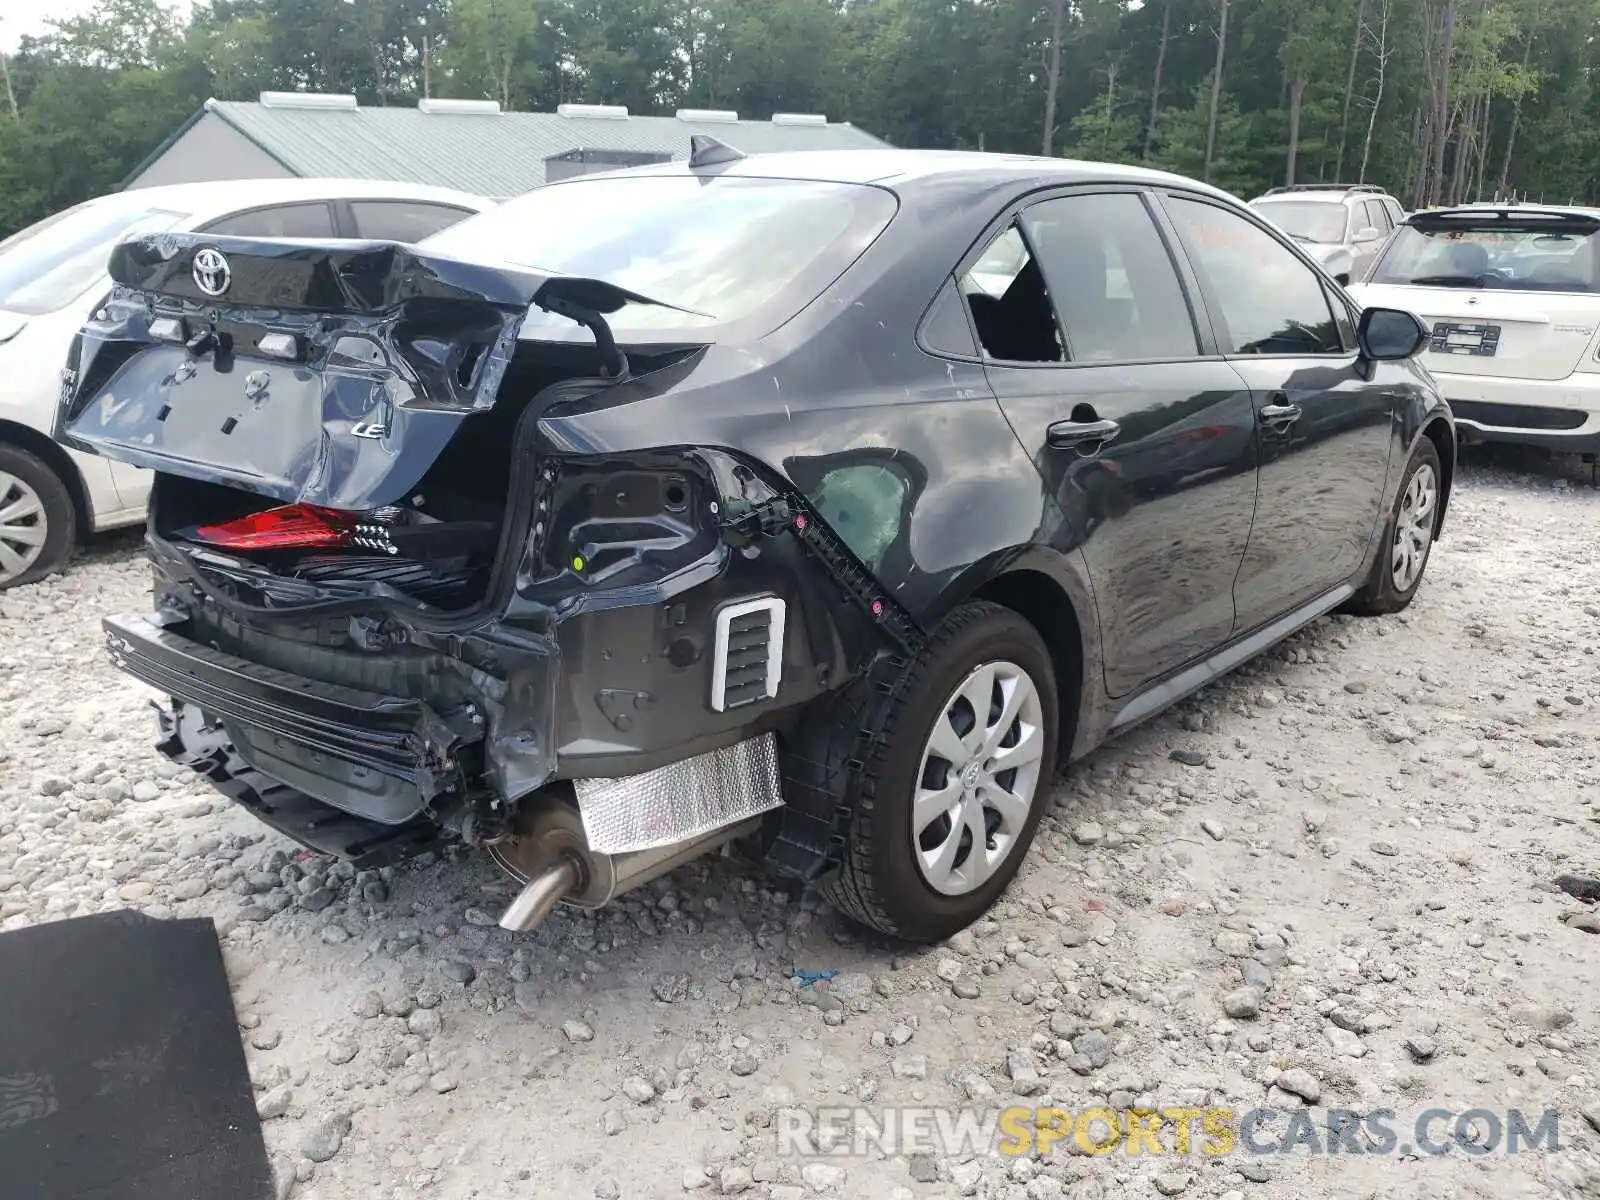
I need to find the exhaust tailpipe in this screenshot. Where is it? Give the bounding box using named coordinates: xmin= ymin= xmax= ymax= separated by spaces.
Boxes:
xmin=497 ymin=854 xmax=583 ymax=932
xmin=489 ymin=797 xmax=763 ymax=933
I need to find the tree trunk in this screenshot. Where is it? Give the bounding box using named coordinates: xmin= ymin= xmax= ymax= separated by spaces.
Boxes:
xmin=370 ymin=40 xmax=387 ymax=105
xmin=1447 ymin=96 xmax=1473 ymax=204
xmin=1427 ymin=0 xmax=1456 ymax=206
xmin=1286 ymin=76 xmax=1306 ymax=185
xmin=1472 ymin=91 xmax=1492 ymax=199
xmin=0 ymin=52 xmax=16 ymax=120
xmin=1102 ymin=62 xmax=1118 ymax=158
xmin=1496 ymin=33 xmax=1534 ymax=198
xmin=1358 ymin=0 xmax=1392 ymax=184
xmin=421 ymin=31 xmax=433 ymax=99
xmin=1204 ymin=0 xmax=1229 ymax=182
xmin=1412 ymin=112 xmax=1430 ymax=202
xmin=1336 ymin=0 xmax=1368 ymax=179
xmin=1143 ymin=0 xmax=1170 ymax=160
xmin=1041 ymin=0 xmax=1066 ymax=157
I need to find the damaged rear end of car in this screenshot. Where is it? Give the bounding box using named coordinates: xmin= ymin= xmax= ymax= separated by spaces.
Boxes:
xmin=58 ymin=228 xmax=906 ymax=931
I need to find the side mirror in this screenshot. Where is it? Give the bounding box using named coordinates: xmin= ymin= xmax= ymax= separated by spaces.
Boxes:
xmin=1355 ymin=227 xmax=1383 ymax=242
xmin=1333 ymin=271 xmax=1352 ymax=286
xmin=1358 ymin=307 xmax=1429 ymax=361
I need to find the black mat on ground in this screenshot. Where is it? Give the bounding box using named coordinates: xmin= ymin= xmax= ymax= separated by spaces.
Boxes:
xmin=0 ymin=911 xmax=272 ymax=1200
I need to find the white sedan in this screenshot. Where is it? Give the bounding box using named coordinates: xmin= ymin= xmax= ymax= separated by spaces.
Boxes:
xmin=0 ymin=178 xmax=495 ymax=589
xmin=1349 ymin=203 xmax=1600 ymax=460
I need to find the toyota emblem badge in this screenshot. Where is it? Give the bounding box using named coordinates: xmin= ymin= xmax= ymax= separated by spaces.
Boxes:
xmin=192 ymin=248 xmax=231 ymax=297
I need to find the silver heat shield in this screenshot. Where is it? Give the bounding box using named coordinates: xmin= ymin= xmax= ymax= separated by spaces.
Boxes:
xmin=572 ymin=734 xmax=783 ymax=854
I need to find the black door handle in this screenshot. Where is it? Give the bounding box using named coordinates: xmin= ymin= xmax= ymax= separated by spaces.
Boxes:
xmin=1258 ymin=401 xmax=1302 ymax=428
xmin=1047 ymin=417 xmax=1122 ymax=450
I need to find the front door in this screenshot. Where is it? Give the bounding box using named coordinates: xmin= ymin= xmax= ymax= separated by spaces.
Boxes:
xmin=959 ymin=189 xmax=1260 ymax=697
xmin=1160 ymin=193 xmax=1397 ymax=628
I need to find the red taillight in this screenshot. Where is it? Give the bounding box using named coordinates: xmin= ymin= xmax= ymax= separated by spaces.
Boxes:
xmin=193 ymin=504 xmax=357 ymax=551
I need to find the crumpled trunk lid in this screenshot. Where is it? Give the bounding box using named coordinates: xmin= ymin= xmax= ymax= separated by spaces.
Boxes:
xmin=56 ymin=233 xmax=554 ymax=510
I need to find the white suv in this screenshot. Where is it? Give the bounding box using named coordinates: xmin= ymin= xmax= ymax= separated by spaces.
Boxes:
xmin=0 ymin=178 xmax=495 ymax=589
xmin=1249 ymin=184 xmax=1406 ymax=285
xmin=1349 ymin=203 xmax=1600 ymax=462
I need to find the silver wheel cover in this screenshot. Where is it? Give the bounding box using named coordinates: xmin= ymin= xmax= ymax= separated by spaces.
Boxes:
xmin=1391 ymin=462 xmax=1437 ymax=593
xmin=0 ymin=470 xmax=48 ymax=585
xmin=912 ymin=659 xmax=1046 ymax=897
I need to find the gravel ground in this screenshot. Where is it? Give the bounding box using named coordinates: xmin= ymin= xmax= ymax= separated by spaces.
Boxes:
xmin=2 ymin=445 xmax=1599 ymax=1200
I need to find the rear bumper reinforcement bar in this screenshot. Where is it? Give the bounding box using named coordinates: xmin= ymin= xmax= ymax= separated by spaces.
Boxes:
xmin=103 ymin=612 xmax=471 ymax=792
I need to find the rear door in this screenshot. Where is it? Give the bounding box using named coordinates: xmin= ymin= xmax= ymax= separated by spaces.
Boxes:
xmin=1161 ymin=192 xmax=1396 ymax=628
xmin=960 ymin=187 xmax=1260 ymax=697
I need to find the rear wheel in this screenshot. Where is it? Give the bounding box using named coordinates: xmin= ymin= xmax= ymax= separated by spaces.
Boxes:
xmin=821 ymin=601 xmax=1060 ymax=942
xmin=1344 ymin=438 xmax=1441 ymax=616
xmin=0 ymin=445 xmax=75 ymax=591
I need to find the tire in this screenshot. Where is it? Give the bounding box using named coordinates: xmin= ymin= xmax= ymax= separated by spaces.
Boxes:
xmin=0 ymin=444 xmax=76 ymax=591
xmin=1343 ymin=438 xmax=1442 ymax=616
xmin=819 ymin=601 xmax=1061 ymax=942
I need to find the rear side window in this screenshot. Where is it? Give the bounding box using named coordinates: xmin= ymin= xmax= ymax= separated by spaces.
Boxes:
xmin=1020 ymin=192 xmax=1198 ymax=362
xmin=921 ymin=278 xmax=977 ymax=357
xmin=350 ymin=201 xmax=474 ymax=243
xmin=200 ymin=202 xmax=337 ymax=239
xmin=1166 ymin=196 xmax=1342 ymax=355
xmin=422 ymin=175 xmax=898 ymax=335
xmin=959 ymin=225 xmax=1063 ymax=363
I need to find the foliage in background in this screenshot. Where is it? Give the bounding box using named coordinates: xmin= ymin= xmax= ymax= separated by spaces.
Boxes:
xmin=1 ymin=0 xmax=1598 ymax=239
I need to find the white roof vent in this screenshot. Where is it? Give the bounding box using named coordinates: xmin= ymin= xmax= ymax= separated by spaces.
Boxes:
xmin=418 ymin=98 xmax=501 ymax=115
xmin=677 ymin=108 xmax=739 ymax=123
xmin=258 ymin=91 xmax=358 ymax=111
xmin=557 ymin=103 xmax=630 ymax=120
xmin=771 ymin=112 xmax=828 ymax=127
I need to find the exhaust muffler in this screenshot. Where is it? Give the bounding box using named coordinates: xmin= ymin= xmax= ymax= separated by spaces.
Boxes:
xmin=489 ymin=797 xmax=762 ymax=933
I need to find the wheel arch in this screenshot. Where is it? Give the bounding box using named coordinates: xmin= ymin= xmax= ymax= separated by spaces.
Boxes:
xmin=0 ymin=420 xmax=90 ymax=538
xmin=938 ymin=546 xmax=1100 ymax=758
xmin=1418 ymin=415 xmax=1455 ymax=537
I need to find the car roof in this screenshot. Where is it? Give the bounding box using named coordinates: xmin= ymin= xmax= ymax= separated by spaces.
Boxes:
xmin=554 ymin=148 xmax=1241 ymax=205
xmin=84 ymin=178 xmax=494 ymax=223
xmin=1254 ymin=191 xmax=1362 ymax=202
xmin=1410 ymin=201 xmax=1600 ymax=221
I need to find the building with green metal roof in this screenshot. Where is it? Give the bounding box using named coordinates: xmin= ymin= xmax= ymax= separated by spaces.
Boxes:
xmin=125 ymin=94 xmax=890 ymax=197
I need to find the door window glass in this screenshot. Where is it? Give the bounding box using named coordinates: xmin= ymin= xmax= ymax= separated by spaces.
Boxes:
xmin=1021 ymin=192 xmax=1199 ymax=362
xmin=199 ymin=203 xmax=337 ymax=238
xmin=1166 ymin=197 xmax=1344 ymax=355
xmin=350 ymin=201 xmax=474 ymax=243
xmin=959 ymin=225 xmax=1064 ymax=362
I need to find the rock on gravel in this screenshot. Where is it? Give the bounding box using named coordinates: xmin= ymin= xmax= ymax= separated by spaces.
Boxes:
xmin=300 ymin=1113 xmax=352 ymax=1163
xmin=1276 ymin=1069 xmax=1322 ymax=1104
xmin=1582 ymin=1102 xmax=1600 ymax=1136
xmin=255 ymin=1084 xmax=292 ymax=1120
xmin=1221 ymin=986 xmax=1262 ymax=1019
